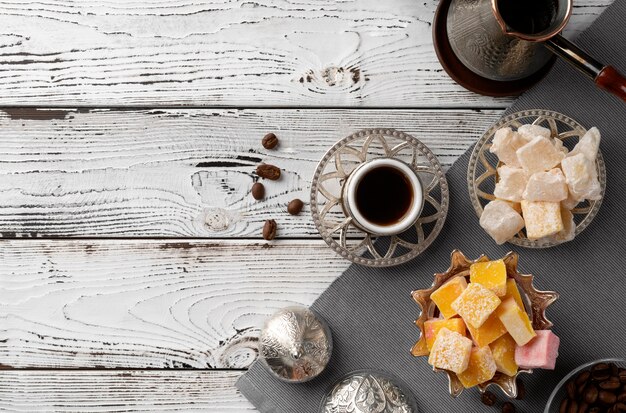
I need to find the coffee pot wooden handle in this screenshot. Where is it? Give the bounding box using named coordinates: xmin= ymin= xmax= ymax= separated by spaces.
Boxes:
xmin=595 ymin=66 xmax=626 ymax=103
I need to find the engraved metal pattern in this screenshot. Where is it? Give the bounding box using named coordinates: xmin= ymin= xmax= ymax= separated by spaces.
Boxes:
xmin=447 ymin=0 xmax=553 ymax=81
xmin=468 ymin=109 xmax=606 ymax=248
xmin=259 ymin=306 xmax=332 ymax=383
xmin=320 ymin=371 xmax=418 ymax=413
xmin=411 ymin=250 xmax=559 ymax=398
xmin=310 ymin=129 xmax=449 ymax=267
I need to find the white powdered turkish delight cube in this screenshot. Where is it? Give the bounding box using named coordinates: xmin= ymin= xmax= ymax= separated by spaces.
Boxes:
xmin=490 ymin=128 xmax=530 ymax=167
xmin=552 ymin=138 xmax=569 ymax=155
xmin=561 ymin=191 xmax=580 ymax=210
xmin=561 ymin=153 xmax=602 ymax=201
xmin=521 ymin=201 xmax=563 ymax=240
xmin=494 ymin=166 xmax=528 ymax=202
xmin=518 ymin=124 xmax=552 ymax=140
xmin=570 ymin=127 xmax=601 ymax=161
xmin=523 ymin=169 xmax=568 ymax=202
xmin=480 ymin=200 xmax=525 ymax=245
xmin=516 ymin=136 xmax=565 ymax=174
xmin=553 ymin=207 xmax=576 ymax=243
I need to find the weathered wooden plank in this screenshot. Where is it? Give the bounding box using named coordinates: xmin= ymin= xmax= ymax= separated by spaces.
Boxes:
xmin=0 ymin=108 xmax=501 ymax=238
xmin=0 ymin=370 xmax=254 ymax=412
xmin=0 ymin=0 xmax=611 ymax=107
xmin=0 ymin=239 xmax=349 ymax=369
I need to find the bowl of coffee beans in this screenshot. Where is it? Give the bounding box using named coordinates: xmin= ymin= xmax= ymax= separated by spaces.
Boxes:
xmin=544 ymin=358 xmax=626 ymax=413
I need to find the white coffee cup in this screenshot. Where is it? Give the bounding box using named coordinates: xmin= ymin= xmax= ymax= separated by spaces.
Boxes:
xmin=342 ymin=158 xmax=424 ymax=236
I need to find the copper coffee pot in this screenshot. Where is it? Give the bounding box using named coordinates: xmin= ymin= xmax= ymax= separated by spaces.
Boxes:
xmin=445 ymin=0 xmax=626 ymax=102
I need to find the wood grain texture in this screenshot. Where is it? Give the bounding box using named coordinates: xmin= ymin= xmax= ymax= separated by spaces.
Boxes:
xmin=0 ymin=0 xmax=611 ymax=107
xmin=0 ymin=107 xmax=501 ymax=238
xmin=0 ymin=370 xmax=254 ymax=412
xmin=0 ymin=239 xmax=348 ymax=369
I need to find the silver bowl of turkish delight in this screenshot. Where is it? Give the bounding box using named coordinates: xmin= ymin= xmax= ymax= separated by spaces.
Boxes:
xmin=468 ymin=109 xmax=606 ymax=248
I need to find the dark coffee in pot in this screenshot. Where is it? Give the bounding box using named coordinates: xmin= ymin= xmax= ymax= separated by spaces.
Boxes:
xmin=497 ymin=0 xmax=559 ymax=34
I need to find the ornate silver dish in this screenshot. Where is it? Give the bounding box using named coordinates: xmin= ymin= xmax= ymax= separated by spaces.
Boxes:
xmin=468 ymin=109 xmax=606 ymax=248
xmin=411 ymin=250 xmax=559 ymax=398
xmin=320 ymin=370 xmax=418 ymax=413
xmin=310 ymin=129 xmax=449 ymax=267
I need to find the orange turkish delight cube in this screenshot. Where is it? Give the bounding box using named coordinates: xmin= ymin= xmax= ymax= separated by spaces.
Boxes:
xmin=424 ymin=318 xmax=467 ymax=350
xmin=457 ymin=346 xmax=497 ymax=388
xmin=451 ymin=283 xmax=501 ymax=329
xmin=428 ymin=328 xmax=473 ymax=374
xmin=466 ymin=312 xmax=507 ymax=347
xmin=497 ymin=297 xmax=536 ymax=346
xmin=490 ymin=334 xmax=519 ymax=376
xmin=503 ymin=278 xmax=524 ymax=310
xmin=430 ymin=276 xmax=467 ymax=319
xmin=470 ymin=259 xmax=507 ymax=296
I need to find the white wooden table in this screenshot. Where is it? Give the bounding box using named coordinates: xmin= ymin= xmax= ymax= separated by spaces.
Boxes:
xmin=0 ymin=1 xmax=612 ymax=411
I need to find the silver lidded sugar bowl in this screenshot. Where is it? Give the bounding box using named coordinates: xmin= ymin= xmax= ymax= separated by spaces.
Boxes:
xmin=259 ymin=306 xmax=332 ymax=383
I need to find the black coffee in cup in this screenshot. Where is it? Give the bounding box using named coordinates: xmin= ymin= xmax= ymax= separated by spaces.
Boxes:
xmin=355 ymin=166 xmax=414 ymax=226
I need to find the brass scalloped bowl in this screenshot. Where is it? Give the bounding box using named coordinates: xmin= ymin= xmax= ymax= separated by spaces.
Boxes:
xmin=411 ymin=250 xmax=559 ymax=398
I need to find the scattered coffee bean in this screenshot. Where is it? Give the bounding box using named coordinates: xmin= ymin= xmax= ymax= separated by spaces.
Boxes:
xmin=618 ymin=393 xmax=626 ymax=402
xmin=584 ymin=384 xmax=599 ymax=404
xmin=619 ymin=370 xmax=626 ymax=384
xmin=567 ymin=400 xmax=578 ymax=413
xmin=560 ymin=398 xmax=569 ymax=413
xmin=262 ymin=219 xmax=277 ymax=240
xmin=251 ymin=182 xmax=265 ymax=200
xmin=599 ymin=390 xmax=618 ymax=405
xmin=516 ymin=378 xmax=526 ymax=400
xmin=257 ymin=164 xmax=281 ymax=180
xmin=262 ymin=133 xmax=279 ymax=150
xmin=481 ymin=391 xmax=497 ymax=406
xmin=577 ymin=402 xmax=588 ymax=413
xmin=287 ymin=198 xmax=304 ymax=215
xmin=501 ymin=402 xmax=515 ymax=413
xmin=588 ymin=407 xmax=601 ymax=413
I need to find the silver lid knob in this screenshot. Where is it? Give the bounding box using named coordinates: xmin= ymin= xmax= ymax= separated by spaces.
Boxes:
xmin=321 ymin=371 xmax=418 ymax=413
xmin=259 ymin=306 xmax=332 ymax=383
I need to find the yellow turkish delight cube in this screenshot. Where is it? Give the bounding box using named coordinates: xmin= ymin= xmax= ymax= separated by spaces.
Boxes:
xmin=521 ymin=200 xmax=563 ymax=240
xmin=457 ymin=346 xmax=497 ymax=388
xmin=466 ymin=312 xmax=507 ymax=347
xmin=497 ymin=297 xmax=536 ymax=346
xmin=424 ymin=318 xmax=467 ymax=350
xmin=430 ymin=276 xmax=467 ymax=319
xmin=451 ymin=283 xmax=501 ymax=329
xmin=504 ymin=279 xmax=524 ymax=310
xmin=470 ymin=259 xmax=507 ymax=296
xmin=428 ymin=328 xmax=473 ymax=374
xmin=490 ymin=334 xmax=519 ymax=376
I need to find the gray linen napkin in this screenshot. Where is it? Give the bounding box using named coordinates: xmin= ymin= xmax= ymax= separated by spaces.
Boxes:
xmin=237 ymin=1 xmax=626 ymax=411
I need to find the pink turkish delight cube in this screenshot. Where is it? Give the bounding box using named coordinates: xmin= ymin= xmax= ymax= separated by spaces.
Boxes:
xmin=514 ymin=330 xmax=560 ymax=370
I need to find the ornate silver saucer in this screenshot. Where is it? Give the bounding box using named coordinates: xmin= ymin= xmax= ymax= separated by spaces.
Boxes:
xmin=310 ymin=129 xmax=449 ymax=267
xmin=411 ymin=250 xmax=559 ymax=398
xmin=468 ymin=109 xmax=606 ymax=248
